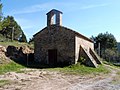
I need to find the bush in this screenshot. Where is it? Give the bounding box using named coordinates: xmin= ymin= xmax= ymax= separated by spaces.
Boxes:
xmin=78 ymin=56 xmax=86 ymax=64
xmin=104 ymin=49 xmax=120 ymax=63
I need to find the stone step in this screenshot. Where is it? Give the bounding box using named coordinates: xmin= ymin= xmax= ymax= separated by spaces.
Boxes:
xmin=87 ymin=52 xmax=98 ymax=67
xmin=80 ymin=45 xmax=98 ymax=68
xmin=89 ymin=48 xmax=102 ymax=64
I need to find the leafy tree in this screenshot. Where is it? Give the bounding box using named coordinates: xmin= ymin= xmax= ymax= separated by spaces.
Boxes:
xmin=91 ymin=32 xmax=117 ymax=58
xmin=0 ymin=16 xmax=27 ymax=42
xmin=0 ymin=1 xmax=27 ymax=42
xmin=0 ymin=0 xmax=2 ymax=21
xmin=0 ymin=0 xmax=3 ymax=30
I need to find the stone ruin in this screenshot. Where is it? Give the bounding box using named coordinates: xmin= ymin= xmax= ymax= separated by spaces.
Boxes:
xmin=0 ymin=45 xmax=10 ymax=64
xmin=6 ymin=45 xmax=34 ymax=63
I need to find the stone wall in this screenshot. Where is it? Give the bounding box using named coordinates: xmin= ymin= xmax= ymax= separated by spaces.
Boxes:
xmin=34 ymin=25 xmax=75 ymax=66
xmin=6 ymin=45 xmax=34 ymax=64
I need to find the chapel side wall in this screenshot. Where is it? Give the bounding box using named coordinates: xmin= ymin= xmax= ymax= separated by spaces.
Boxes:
xmin=75 ymin=35 xmax=94 ymax=63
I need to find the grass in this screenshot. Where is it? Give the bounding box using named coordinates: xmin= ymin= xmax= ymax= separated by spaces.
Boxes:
xmin=0 ymin=80 xmax=10 ymax=87
xmin=0 ymin=61 xmax=25 ymax=74
xmin=0 ymin=55 xmax=111 ymax=76
xmin=0 ymin=41 xmax=34 ymax=49
xmin=48 ymin=63 xmax=110 ymax=76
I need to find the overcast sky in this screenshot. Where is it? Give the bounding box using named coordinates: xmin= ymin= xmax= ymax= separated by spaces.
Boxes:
xmin=2 ymin=0 xmax=120 ymax=42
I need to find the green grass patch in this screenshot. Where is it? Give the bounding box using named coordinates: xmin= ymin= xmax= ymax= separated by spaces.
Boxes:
xmin=0 ymin=80 xmax=10 ymax=87
xmin=0 ymin=61 xmax=25 ymax=74
xmin=0 ymin=41 xmax=34 ymax=49
xmin=48 ymin=63 xmax=110 ymax=76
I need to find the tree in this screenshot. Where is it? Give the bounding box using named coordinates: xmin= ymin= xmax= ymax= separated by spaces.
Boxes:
xmin=0 ymin=0 xmax=3 ymax=30
xmin=19 ymin=32 xmax=27 ymax=42
xmin=91 ymin=32 xmax=117 ymax=58
xmin=0 ymin=16 xmax=27 ymax=42
xmin=0 ymin=1 xmax=27 ymax=42
xmin=0 ymin=0 xmax=2 ymax=21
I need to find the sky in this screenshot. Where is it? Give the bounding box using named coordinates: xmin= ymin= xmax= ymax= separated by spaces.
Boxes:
xmin=2 ymin=0 xmax=120 ymax=42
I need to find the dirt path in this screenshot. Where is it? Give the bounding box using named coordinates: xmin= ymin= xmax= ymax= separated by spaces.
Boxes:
xmin=68 ymin=65 xmax=120 ymax=90
xmin=0 ymin=65 xmax=120 ymax=90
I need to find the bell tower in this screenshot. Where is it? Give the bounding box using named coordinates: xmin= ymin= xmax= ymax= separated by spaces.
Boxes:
xmin=46 ymin=9 xmax=63 ymax=26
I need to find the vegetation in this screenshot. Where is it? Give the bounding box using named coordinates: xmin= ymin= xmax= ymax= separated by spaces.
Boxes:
xmin=0 ymin=41 xmax=34 ymax=49
xmin=91 ymin=32 xmax=117 ymax=53
xmin=0 ymin=0 xmax=2 ymax=22
xmin=0 ymin=1 xmax=27 ymax=42
xmin=48 ymin=63 xmax=110 ymax=76
xmin=0 ymin=16 xmax=27 ymax=42
xmin=0 ymin=61 xmax=25 ymax=74
xmin=91 ymin=32 xmax=120 ymax=63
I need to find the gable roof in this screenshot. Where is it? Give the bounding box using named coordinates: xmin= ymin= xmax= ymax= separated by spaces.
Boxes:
xmin=46 ymin=9 xmax=63 ymax=15
xmin=62 ymin=26 xmax=93 ymax=43
xmin=34 ymin=25 xmax=93 ymax=43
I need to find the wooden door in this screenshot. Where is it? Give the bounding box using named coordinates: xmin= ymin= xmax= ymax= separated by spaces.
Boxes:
xmin=48 ymin=49 xmax=57 ymax=66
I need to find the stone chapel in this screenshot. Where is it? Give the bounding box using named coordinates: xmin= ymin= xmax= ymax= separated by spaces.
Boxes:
xmin=34 ymin=9 xmax=101 ymax=67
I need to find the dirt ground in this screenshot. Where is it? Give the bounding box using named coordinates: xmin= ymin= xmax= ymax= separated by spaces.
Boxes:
xmin=0 ymin=65 xmax=120 ymax=90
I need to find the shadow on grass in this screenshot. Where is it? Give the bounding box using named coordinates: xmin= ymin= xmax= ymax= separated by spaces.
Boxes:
xmin=8 ymin=53 xmax=70 ymax=69
xmin=14 ymin=59 xmax=71 ymax=69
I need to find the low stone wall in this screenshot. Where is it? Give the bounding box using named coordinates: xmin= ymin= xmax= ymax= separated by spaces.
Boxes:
xmin=6 ymin=45 xmax=34 ymax=64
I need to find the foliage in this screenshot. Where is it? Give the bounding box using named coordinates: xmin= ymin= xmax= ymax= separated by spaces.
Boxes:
xmin=78 ymin=56 xmax=86 ymax=64
xmin=0 ymin=0 xmax=2 ymax=21
xmin=0 ymin=41 xmax=34 ymax=49
xmin=0 ymin=61 xmax=25 ymax=74
xmin=104 ymin=49 xmax=120 ymax=63
xmin=0 ymin=1 xmax=27 ymax=42
xmin=0 ymin=16 xmax=27 ymax=42
xmin=0 ymin=0 xmax=3 ymax=30
xmin=0 ymin=34 xmax=11 ymax=41
xmin=91 ymin=32 xmax=118 ymax=62
xmin=92 ymin=32 xmax=117 ymax=51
